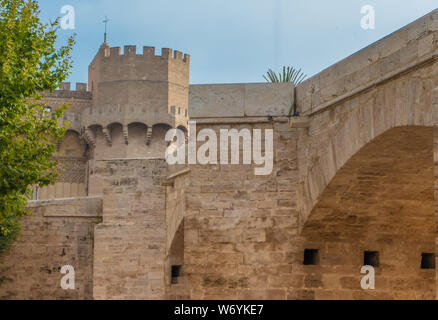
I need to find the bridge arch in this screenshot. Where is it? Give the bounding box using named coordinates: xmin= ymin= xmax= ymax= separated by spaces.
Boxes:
xmin=298 ymin=125 xmax=435 ymax=299
xmin=297 ymin=61 xmax=438 ymax=230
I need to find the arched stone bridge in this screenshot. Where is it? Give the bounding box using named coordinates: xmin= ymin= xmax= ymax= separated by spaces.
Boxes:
xmin=293 ymin=10 xmax=438 ymax=231
xmin=283 ymin=9 xmax=438 ymax=299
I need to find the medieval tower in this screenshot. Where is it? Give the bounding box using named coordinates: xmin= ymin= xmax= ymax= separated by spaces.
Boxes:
xmin=84 ymin=42 xmax=190 ymax=195
xmin=34 ymin=41 xmax=190 ymax=200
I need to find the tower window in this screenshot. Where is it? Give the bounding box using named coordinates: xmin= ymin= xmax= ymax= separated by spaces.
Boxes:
xmin=421 ymin=253 xmax=435 ymax=269
xmin=171 ymin=265 xmax=182 ymax=284
xmin=364 ymin=251 xmax=379 ymax=267
xmin=303 ymin=249 xmax=319 ymax=265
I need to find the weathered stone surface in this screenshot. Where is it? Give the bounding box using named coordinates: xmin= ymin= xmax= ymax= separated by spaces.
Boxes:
xmin=300 ymin=127 xmax=435 ymax=300
xmin=92 ymin=159 xmax=168 ymax=300
xmin=1 ymin=8 xmax=438 ymax=301
xmin=0 ymin=197 xmax=101 ymax=300
xmin=189 ymin=83 xmax=294 ymax=118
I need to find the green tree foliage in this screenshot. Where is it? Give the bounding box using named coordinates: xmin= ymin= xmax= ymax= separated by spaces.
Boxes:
xmin=0 ymin=0 xmax=74 ymax=256
xmin=263 ymin=66 xmax=306 ymax=85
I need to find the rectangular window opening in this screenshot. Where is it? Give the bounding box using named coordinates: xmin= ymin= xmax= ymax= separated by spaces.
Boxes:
xmin=364 ymin=251 xmax=379 ymax=267
xmin=171 ymin=265 xmax=182 ymax=284
xmin=421 ymin=253 xmax=435 ymax=269
xmin=303 ymin=249 xmax=319 ymax=265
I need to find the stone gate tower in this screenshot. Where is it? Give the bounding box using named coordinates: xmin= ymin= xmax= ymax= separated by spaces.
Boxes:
xmin=84 ymin=42 xmax=190 ymax=195
xmin=87 ymin=42 xmax=191 ymax=299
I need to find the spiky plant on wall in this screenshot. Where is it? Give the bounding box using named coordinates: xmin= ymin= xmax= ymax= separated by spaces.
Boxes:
xmin=263 ymin=66 xmax=307 ymax=116
xmin=263 ymin=66 xmax=306 ymax=85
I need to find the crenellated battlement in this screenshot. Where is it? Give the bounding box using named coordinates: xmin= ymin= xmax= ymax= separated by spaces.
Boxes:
xmin=102 ymin=45 xmax=190 ymax=62
xmin=59 ymin=82 xmax=89 ymax=92
xmin=88 ymin=42 xmax=190 ymax=124
xmin=83 ymin=42 xmax=190 ymax=160
xmin=43 ymin=82 xmax=92 ymax=100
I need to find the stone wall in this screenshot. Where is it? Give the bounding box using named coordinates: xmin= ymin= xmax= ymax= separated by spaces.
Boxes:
xmin=165 ymin=168 xmax=190 ymax=299
xmin=178 ymin=118 xmax=435 ymax=300
xmin=189 ymin=83 xmax=294 ymax=119
xmin=0 ymin=197 xmax=101 ymax=300
xmin=433 ymin=77 xmax=438 ymax=299
xmin=179 ymin=120 xmax=299 ymax=299
xmin=92 ymin=159 xmax=168 ymax=300
xmin=166 ymin=169 xmax=188 ymax=255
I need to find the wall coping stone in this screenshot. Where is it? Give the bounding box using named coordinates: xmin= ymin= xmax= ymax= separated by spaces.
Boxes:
xmin=189 ymin=83 xmax=295 ymax=119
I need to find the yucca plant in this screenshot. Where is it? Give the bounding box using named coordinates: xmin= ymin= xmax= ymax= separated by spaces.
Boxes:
xmin=263 ymin=66 xmax=307 ymax=117
xmin=263 ymin=66 xmax=307 ymax=85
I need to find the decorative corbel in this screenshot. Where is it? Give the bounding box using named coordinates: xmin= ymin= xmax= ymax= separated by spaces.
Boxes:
xmin=146 ymin=127 xmax=153 ymax=145
xmin=102 ymin=127 xmax=112 ymax=147
xmin=122 ymin=125 xmax=129 ymax=145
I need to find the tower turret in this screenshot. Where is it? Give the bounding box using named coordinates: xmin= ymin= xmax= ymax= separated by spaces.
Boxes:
xmin=84 ymin=44 xmax=190 ymax=195
xmin=83 ymin=44 xmax=190 ymax=160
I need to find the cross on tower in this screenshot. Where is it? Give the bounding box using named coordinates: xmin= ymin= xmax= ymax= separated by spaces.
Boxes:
xmin=103 ymin=16 xmax=109 ymax=43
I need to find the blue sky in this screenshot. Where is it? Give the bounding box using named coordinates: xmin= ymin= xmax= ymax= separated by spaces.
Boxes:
xmin=38 ymin=0 xmax=437 ymax=85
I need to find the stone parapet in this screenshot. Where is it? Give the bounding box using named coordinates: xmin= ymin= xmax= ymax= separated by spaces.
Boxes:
xmin=189 ymin=83 xmax=294 ymax=119
xmin=0 ymin=197 xmax=102 ymax=300
xmin=296 ymin=9 xmax=438 ymax=115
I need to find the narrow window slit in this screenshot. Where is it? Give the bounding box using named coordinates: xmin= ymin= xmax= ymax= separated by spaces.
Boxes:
xmin=171 ymin=265 xmax=182 ymax=284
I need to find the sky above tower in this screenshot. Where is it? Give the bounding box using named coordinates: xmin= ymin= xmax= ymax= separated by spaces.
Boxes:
xmin=38 ymin=0 xmax=437 ymax=85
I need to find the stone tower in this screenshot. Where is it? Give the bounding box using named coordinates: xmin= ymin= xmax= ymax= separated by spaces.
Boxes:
xmin=88 ymin=42 xmax=190 ymax=299
xmin=85 ymin=42 xmax=190 ymax=195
